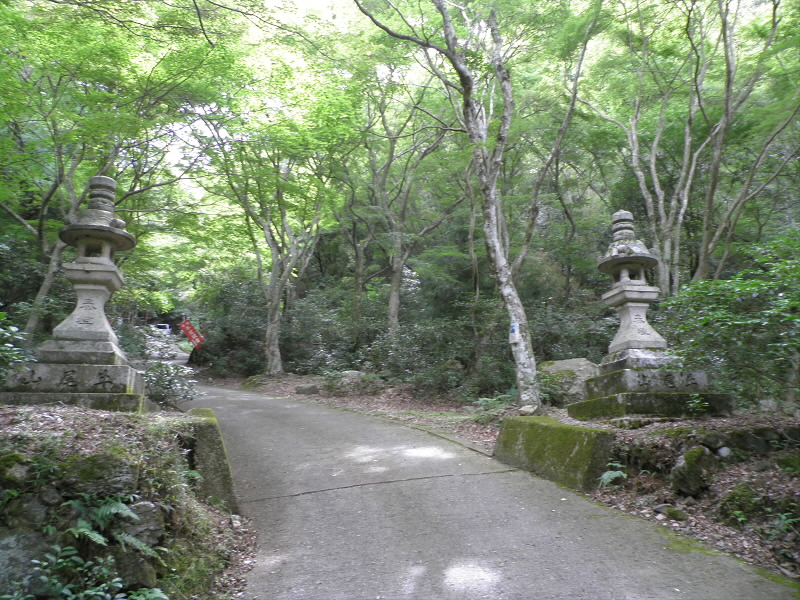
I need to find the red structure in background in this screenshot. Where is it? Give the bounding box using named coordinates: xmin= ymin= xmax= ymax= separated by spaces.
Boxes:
xmin=178 ymin=319 xmax=204 ymax=348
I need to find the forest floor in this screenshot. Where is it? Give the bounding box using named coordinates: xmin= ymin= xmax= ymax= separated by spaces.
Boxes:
xmin=196 ymin=371 xmax=800 ymax=585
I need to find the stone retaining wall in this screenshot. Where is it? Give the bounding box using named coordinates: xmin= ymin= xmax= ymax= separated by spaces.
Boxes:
xmin=494 ymin=416 xmax=615 ymax=491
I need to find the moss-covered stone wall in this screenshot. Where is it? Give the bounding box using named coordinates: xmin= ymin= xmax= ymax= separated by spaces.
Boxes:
xmin=188 ymin=408 xmax=240 ymax=514
xmin=494 ymin=416 xmax=615 ymax=491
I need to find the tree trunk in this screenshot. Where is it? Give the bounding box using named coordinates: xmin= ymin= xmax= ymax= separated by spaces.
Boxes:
xmin=387 ymin=252 xmax=403 ymax=338
xmin=355 ymin=0 xmax=541 ymax=409
xmin=480 ymin=170 xmax=539 ymax=406
xmin=264 ymin=283 xmax=284 ymax=375
xmin=24 ymin=240 xmax=67 ymax=339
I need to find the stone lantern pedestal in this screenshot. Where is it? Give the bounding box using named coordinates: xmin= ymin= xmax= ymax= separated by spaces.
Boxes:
xmin=567 ymin=211 xmax=731 ymax=422
xmin=0 ymin=177 xmax=154 ymax=412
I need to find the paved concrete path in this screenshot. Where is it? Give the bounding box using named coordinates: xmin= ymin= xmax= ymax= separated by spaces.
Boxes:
xmin=194 ymin=385 xmax=796 ymax=600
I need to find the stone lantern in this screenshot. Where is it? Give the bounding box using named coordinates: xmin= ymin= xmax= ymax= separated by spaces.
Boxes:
xmin=1 ymin=177 xmax=152 ymax=412
xmin=567 ymin=210 xmax=731 ymax=422
xmin=597 ymin=211 xmax=665 ymax=351
xmin=38 ymin=176 xmax=135 ymax=365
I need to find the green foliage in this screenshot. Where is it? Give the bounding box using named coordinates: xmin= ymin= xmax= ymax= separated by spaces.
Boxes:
xmin=685 ymin=394 xmax=712 ymax=417
xmin=661 ymin=235 xmax=800 ymax=407
xmin=0 ymin=313 xmax=31 ymax=384
xmin=60 ymin=493 xmax=162 ymax=559
xmin=0 ymin=238 xmax=48 ymax=315
xmin=142 ymin=363 xmax=197 ymax=410
xmin=114 ymin=323 xmax=148 ymax=361
xmin=0 ymin=545 xmax=168 ymax=600
xmin=767 ymin=511 xmax=800 ymax=539
xmin=777 ymin=454 xmax=800 ymax=475
xmin=665 ymin=507 xmax=687 ymax=522
xmin=719 ymin=484 xmax=765 ymax=527
xmin=468 ymin=392 xmax=516 ymax=424
xmin=525 ymin=303 xmax=616 ymax=364
xmin=598 ymin=461 xmax=628 ymax=489
xmin=189 ymin=266 xmax=266 ymax=377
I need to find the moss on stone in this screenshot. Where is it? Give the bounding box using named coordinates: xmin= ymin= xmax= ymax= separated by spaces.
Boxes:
xmin=671 ymin=445 xmax=718 ymax=497
xmin=0 ymin=453 xmax=28 ymax=486
xmin=719 ymin=483 xmax=765 ymax=526
xmin=777 ymin=453 xmax=800 ymax=474
xmin=0 ymin=453 xmax=25 ymax=470
xmin=494 ymin=416 xmax=615 ymax=491
xmin=682 ymin=446 xmax=708 ymax=467
xmin=666 ymin=507 xmax=687 ymax=521
xmin=661 ymin=427 xmax=702 ymax=440
xmin=567 ymin=396 xmax=627 ymax=421
xmin=753 ymin=566 xmax=800 ymax=596
xmin=189 ymin=407 xmax=218 ymax=424
xmin=187 ymin=408 xmax=239 ymax=513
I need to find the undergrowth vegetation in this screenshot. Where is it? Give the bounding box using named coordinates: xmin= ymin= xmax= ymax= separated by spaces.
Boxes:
xmin=0 ymin=407 xmax=244 ymax=599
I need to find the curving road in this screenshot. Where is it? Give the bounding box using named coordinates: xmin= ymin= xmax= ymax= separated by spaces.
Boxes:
xmin=193 ymin=385 xmax=796 ymax=600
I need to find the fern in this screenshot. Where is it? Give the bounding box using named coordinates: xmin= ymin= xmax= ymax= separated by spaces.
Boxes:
xmin=66 ymin=518 xmax=109 ymax=546
xmin=95 ymin=499 xmax=139 ymax=529
xmin=112 ymin=531 xmax=161 ymax=560
xmin=598 ymin=461 xmax=628 ymax=489
xmin=0 ymin=544 xmax=168 ymax=600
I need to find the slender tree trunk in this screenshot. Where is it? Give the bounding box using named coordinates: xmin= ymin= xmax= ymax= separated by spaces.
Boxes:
xmin=355 ymin=0 xmax=541 ymax=408
xmin=24 ymin=240 xmax=67 ymax=339
xmin=264 ymin=282 xmax=284 ymax=375
xmin=387 ymin=251 xmax=403 ymax=338
xmin=480 ymin=168 xmax=538 ymax=406
xmin=351 ymin=236 xmax=367 ymax=348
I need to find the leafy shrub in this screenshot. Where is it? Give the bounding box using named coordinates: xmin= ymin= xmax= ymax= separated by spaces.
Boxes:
xmin=0 ymin=312 xmax=32 ymax=386
xmin=114 ymin=325 xmax=177 ymax=363
xmin=660 ymin=235 xmax=800 ymax=409
xmin=0 ymin=544 xmax=167 ymax=600
xmin=524 ymin=302 xmax=616 ymax=364
xmin=114 ymin=322 xmax=148 ymax=359
xmin=358 ymin=320 xmax=475 ymax=393
xmin=188 ymin=267 xmax=266 ymax=377
xmin=467 ymin=392 xmax=516 ymax=424
xmin=280 ymin=287 xmax=364 ymax=374
xmin=142 ymin=363 xmax=197 ymax=410
xmin=141 ymin=328 xmax=177 ymax=361
xmin=598 ymin=462 xmax=628 ymax=489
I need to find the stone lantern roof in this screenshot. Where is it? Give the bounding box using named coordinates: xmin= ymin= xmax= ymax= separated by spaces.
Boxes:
xmin=597 ymin=210 xmax=658 ymax=281
xmin=59 ymin=176 xmax=135 ymax=263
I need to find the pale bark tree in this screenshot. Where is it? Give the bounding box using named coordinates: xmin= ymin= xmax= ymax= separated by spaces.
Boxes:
xmin=345 ymin=68 xmax=464 ymax=337
xmin=199 ymin=128 xmax=327 ymax=375
xmin=354 ymin=0 xmax=542 ymax=408
xmin=580 ymin=0 xmax=796 ymax=293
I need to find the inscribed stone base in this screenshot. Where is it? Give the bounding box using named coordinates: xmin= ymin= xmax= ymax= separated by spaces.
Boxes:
xmin=598 ymin=348 xmax=676 ymax=375
xmin=493 ymin=416 xmax=614 ymax=491
xmin=0 ymin=391 xmax=157 ymax=413
xmin=585 ymin=369 xmax=708 ymax=400
xmin=567 ymin=392 xmax=733 ymax=421
xmin=3 ymin=363 xmax=144 ymax=395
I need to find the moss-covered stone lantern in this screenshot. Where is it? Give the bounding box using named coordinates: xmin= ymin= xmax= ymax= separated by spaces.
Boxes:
xmin=567 ymin=210 xmax=731 ymax=422
xmin=0 ymin=177 xmax=152 ymax=412
xmin=597 ymin=210 xmax=667 ymax=357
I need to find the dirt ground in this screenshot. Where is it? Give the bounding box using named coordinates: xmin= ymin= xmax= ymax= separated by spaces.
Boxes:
xmin=196 ymin=371 xmax=800 ymax=585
